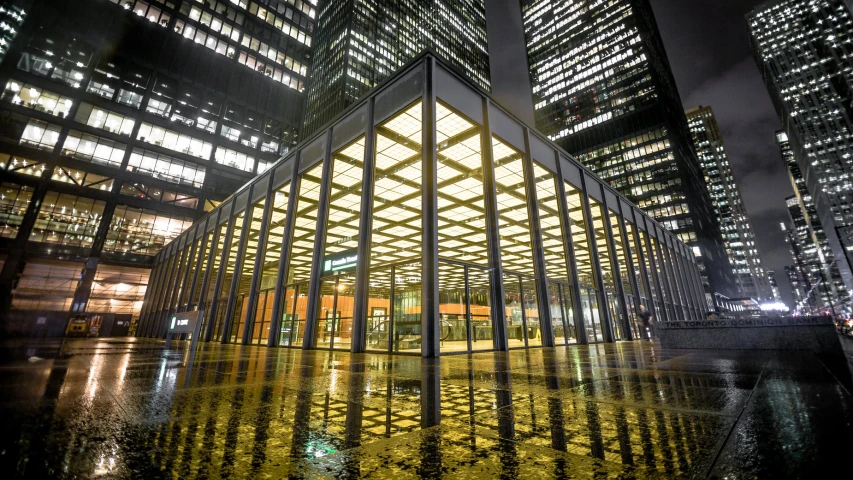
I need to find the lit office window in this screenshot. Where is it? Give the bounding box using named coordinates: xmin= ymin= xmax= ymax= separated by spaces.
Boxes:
xmin=31 ymin=192 xmax=105 ymax=247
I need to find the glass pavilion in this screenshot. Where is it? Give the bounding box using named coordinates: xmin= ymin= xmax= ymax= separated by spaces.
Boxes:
xmin=137 ymin=53 xmax=706 ymax=356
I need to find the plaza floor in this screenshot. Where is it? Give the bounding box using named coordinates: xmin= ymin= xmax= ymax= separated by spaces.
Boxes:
xmin=1 ymin=338 xmax=852 ymax=479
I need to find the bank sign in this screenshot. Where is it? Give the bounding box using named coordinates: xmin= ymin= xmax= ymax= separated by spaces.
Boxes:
xmin=323 ymin=252 xmax=357 ymax=273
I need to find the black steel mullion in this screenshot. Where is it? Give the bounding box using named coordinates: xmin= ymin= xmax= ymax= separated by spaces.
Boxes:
xmin=351 ymin=97 xmax=376 ymax=354
xmin=618 ymin=210 xmax=642 ymax=338
xmin=464 ymin=265 xmax=473 ymax=352
xmin=480 ymin=97 xmax=508 ymax=351
xmin=581 ymin=179 xmax=615 ymax=343
xmin=220 ymin=198 xmax=252 ymax=344
xmin=601 ymin=207 xmax=632 ymax=341
xmin=268 ymin=154 xmax=301 ymax=347
xmin=554 ymin=160 xmax=588 ymax=344
xmin=184 ymin=232 xmax=208 ymax=311
xmin=204 ymin=201 xmax=236 ymax=341
xmin=645 ymin=233 xmax=670 ymax=322
xmin=422 ymin=58 xmax=440 ymax=358
xmin=241 ymin=177 xmax=275 ymax=344
xmin=521 ymin=127 xmax=554 ymax=347
xmin=302 ymin=129 xmax=334 ymax=350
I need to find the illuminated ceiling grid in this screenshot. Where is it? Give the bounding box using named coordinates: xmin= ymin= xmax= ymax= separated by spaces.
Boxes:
xmin=324 ymin=137 xmax=366 ymax=257
xmin=370 ymin=102 xmax=423 ymax=268
xmin=288 ymin=163 xmax=325 ymax=284
xmin=534 ymin=164 xmax=569 ymax=284
xmin=491 ymin=138 xmax=534 ymax=276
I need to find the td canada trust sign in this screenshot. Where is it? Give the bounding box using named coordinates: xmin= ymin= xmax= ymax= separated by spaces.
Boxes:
xmin=658 ymin=316 xmax=834 ymax=329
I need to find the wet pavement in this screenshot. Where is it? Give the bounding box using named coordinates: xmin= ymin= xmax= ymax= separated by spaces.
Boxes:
xmin=1 ymin=339 xmax=852 ymax=479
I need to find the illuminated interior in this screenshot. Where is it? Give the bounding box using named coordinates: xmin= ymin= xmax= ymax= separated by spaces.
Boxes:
xmin=139 ymin=58 xmax=704 ymax=355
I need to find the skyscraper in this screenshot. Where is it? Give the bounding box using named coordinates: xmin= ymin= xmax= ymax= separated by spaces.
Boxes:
xmin=521 ymin=0 xmax=736 ymax=306
xmin=685 ymin=105 xmax=770 ymax=301
xmin=766 ymin=270 xmax=781 ymax=302
xmin=784 ymin=264 xmax=810 ymax=311
xmin=777 ymin=130 xmax=850 ymax=312
xmin=748 ymin=0 xmax=853 ymax=295
xmin=0 ymin=0 xmax=315 ymax=330
xmin=301 ymin=0 xmax=490 ymax=136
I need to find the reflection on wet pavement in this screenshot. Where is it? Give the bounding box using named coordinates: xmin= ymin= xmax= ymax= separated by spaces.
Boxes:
xmin=1 ymin=339 xmax=851 ymax=478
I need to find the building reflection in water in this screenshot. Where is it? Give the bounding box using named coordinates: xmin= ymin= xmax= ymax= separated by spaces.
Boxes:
xmin=9 ymin=343 xmax=824 ymax=478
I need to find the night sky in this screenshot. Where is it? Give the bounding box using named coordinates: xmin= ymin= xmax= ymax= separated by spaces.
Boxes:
xmin=649 ymin=0 xmax=795 ymax=305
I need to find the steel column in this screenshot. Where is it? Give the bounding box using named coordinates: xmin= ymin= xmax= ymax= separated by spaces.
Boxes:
xmin=302 ymin=129 xmax=334 ymax=349
xmin=267 ymin=155 xmax=301 ymax=347
xmin=351 ymin=97 xmax=376 ymax=354
xmin=521 ymin=128 xmax=555 ymax=347
xmin=480 ymin=97 xmax=509 ymax=351
xmin=421 ymin=58 xmax=441 ymax=358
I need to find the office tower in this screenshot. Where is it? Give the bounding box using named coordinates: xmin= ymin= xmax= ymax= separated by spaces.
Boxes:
xmin=777 ymin=131 xmax=850 ymax=312
xmin=139 ymin=53 xmax=707 ymax=353
xmin=686 ymin=105 xmax=770 ymax=300
xmin=766 ymin=270 xmax=781 ymax=301
xmin=785 ymin=264 xmax=810 ymax=311
xmin=302 ymin=0 xmax=490 ymax=136
xmin=521 ymin=0 xmax=736 ymax=306
xmin=0 ymin=0 xmax=315 ymax=331
xmin=748 ymin=0 xmax=853 ymax=295
xmin=0 ymin=1 xmax=28 ymax=65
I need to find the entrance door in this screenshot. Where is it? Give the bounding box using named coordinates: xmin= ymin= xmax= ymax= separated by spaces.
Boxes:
xmin=581 ymin=288 xmax=604 ymax=343
xmin=314 ymin=273 xmax=355 ymax=350
xmin=605 ymin=293 xmax=624 ymax=340
xmin=504 ymin=273 xmax=542 ymax=348
xmin=280 ymin=282 xmax=307 ymax=346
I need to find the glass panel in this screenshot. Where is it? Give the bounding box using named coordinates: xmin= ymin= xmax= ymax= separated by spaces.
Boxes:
xmin=492 ymin=137 xmax=534 ymax=276
xmin=191 ymin=231 xmax=213 ymax=310
xmin=367 ymin=102 xmax=423 ymax=352
xmin=230 ymin=198 xmax=265 ymax=343
xmin=548 ymin=283 xmax=568 ymax=345
xmin=589 ymin=198 xmax=622 ymax=340
xmin=365 ymin=268 xmax=392 ymax=352
xmin=315 ymin=136 xmax=365 ymax=350
xmin=639 ymin=230 xmax=659 ymax=305
xmin=333 ymin=274 xmax=355 ymax=351
xmin=504 ymin=274 xmax=525 ymax=349
xmin=392 ymin=262 xmax=421 ymax=353
xmin=254 ymin=181 xmax=290 ymax=344
xmin=204 ymin=220 xmax=229 ymax=338
xmin=438 ymin=262 xmax=468 ymax=353
xmin=534 ymin=163 xmax=569 ymax=282
xmin=560 ymin=284 xmax=578 ymax=343
xmin=609 ymin=211 xmax=637 ymax=336
xmin=436 ymin=102 xmax=488 ymax=266
xmin=565 ymin=182 xmax=603 ymax=342
xmin=286 ymin=164 xmax=324 ymax=289
xmin=649 ymin=237 xmax=672 ymax=313
xmin=468 ymin=266 xmax=493 ymax=351
xmin=522 ymin=277 xmax=542 ymax=346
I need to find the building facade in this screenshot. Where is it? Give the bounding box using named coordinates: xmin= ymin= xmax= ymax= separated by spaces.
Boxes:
xmin=777 ymin=130 xmax=851 ymax=313
xmin=521 ymin=0 xmax=736 ymax=307
xmin=685 ymin=105 xmax=770 ymax=301
xmin=784 ymin=264 xmax=810 ymax=310
xmin=748 ymin=0 xmax=853 ymax=295
xmin=0 ymin=0 xmax=315 ymax=330
xmin=138 ymin=55 xmax=707 ymax=356
xmin=301 ymin=0 xmax=490 ymax=136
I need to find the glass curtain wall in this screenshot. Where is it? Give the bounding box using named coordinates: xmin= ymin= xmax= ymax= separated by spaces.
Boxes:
xmin=435 ymin=102 xmax=492 ymax=353
xmin=589 ymin=198 xmax=623 ymax=340
xmin=625 ymin=221 xmax=649 ymax=333
xmin=229 ymin=198 xmax=265 ymax=343
xmin=609 ymin=211 xmax=637 ymax=337
xmin=315 ymin=137 xmax=365 ymax=351
xmin=565 ymin=182 xmax=604 ymax=342
xmin=366 ymin=101 xmax=423 ymax=354
xmin=533 ymin=162 xmax=576 ymax=344
xmin=492 ymin=137 xmax=541 ymax=348
xmin=191 ymin=229 xmax=213 ymax=310
xmin=179 ymin=237 xmax=202 ymax=309
xmin=253 ymin=181 xmax=290 ymax=344
xmin=281 ymin=163 xmax=324 ymax=347
xmin=214 ymin=210 xmax=244 ymax=341
xmin=638 ymin=229 xmax=664 ymax=323
xmin=649 ymin=236 xmax=671 ymax=321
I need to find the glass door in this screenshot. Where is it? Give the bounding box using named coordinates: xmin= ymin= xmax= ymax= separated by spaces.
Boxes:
xmin=280 ymin=282 xmax=307 ymax=346
xmin=581 ymin=288 xmax=604 ymax=343
xmin=504 ymin=273 xmax=542 ymax=349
